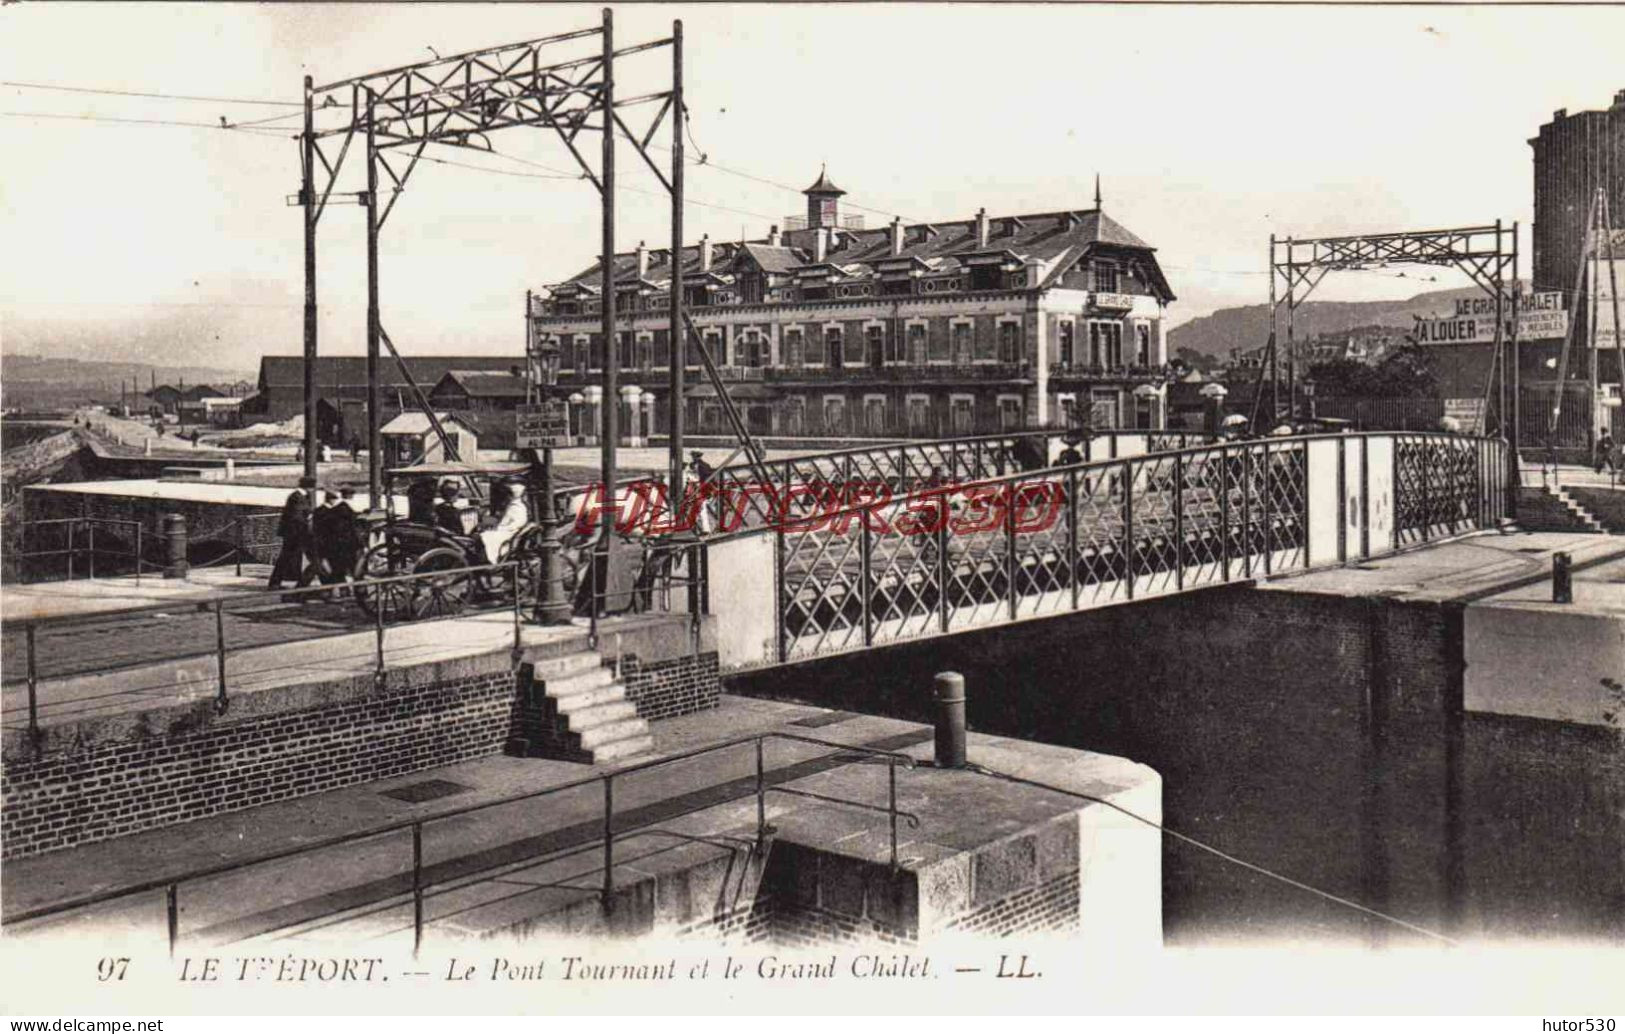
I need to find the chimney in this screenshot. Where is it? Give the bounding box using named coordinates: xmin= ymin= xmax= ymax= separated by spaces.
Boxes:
xmin=699 ymin=234 xmax=713 ymax=271
xmin=975 ymin=208 xmax=989 ymax=249
xmin=890 ymin=217 xmax=904 ymax=256
xmin=1553 ymin=108 xmax=1567 ymax=121
xmin=636 ymin=240 xmax=649 ymax=278
xmin=814 ymin=226 xmax=829 ymax=264
xmin=768 ymin=224 xmax=780 ymax=247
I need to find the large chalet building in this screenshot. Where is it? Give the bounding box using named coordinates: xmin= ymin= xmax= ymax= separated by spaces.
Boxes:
xmin=529 ymin=170 xmax=1177 ymax=439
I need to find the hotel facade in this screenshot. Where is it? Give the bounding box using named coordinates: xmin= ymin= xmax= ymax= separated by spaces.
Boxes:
xmin=528 ymin=171 xmax=1177 ymax=441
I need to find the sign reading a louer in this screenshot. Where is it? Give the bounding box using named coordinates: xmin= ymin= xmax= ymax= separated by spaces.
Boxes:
xmin=516 ymin=400 xmax=571 ymax=448
xmin=1090 ymin=292 xmax=1134 ymax=311
xmin=1412 ymin=308 xmax=1569 ymax=344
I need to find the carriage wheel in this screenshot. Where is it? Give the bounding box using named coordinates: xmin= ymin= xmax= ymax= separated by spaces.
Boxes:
xmin=353 ymin=542 xmax=415 ymax=622
xmin=412 ymin=547 xmax=471 ymax=619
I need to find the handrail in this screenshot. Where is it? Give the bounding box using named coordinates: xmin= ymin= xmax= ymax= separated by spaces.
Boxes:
xmin=2 ymin=731 xmax=918 ymax=956
xmin=706 ymin=429 xmax=1504 ymax=543
xmin=14 ymin=516 xmax=149 ymax=583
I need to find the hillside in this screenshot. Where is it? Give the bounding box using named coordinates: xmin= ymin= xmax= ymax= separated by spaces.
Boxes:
xmin=1169 ymin=286 xmax=1489 ymax=360
xmin=0 ymin=354 xmax=256 ymax=408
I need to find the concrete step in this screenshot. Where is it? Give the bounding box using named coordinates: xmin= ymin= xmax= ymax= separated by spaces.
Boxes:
xmin=552 ymin=681 xmax=629 ymax=713
xmin=588 ymin=733 xmax=655 ymax=763
xmin=540 ymin=665 xmax=616 ymax=698
xmin=578 ymin=717 xmax=652 ymax=751
xmin=564 ymin=699 xmax=639 ymax=731
xmin=1553 ymin=489 xmax=1606 ymax=532
xmin=527 ymin=651 xmax=602 ymax=681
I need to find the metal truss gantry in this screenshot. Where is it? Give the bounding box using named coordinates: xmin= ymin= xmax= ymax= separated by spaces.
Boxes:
xmin=1262 ymin=223 xmax=1520 ymax=445
xmin=295 ymin=9 xmax=686 ymax=587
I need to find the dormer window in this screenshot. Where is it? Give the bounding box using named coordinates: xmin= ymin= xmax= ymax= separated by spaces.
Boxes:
xmin=1092 ymin=261 xmax=1120 ymax=293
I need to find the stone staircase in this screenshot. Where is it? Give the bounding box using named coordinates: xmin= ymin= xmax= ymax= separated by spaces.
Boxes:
xmin=1515 ymin=486 xmax=1606 ymax=533
xmin=517 ymin=650 xmax=654 ymax=764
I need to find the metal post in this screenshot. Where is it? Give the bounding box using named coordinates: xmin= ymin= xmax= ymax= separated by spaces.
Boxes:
xmin=214 ymin=601 xmax=228 ymax=714
xmin=1121 ymin=460 xmax=1135 ymax=599
xmin=135 ymin=523 xmax=143 ymax=581
xmin=66 ymin=520 xmax=74 ymax=581
xmin=511 ymin=566 xmax=523 ymax=665
xmin=755 ymin=738 xmax=767 ymax=855
xmin=1172 ymin=454 xmax=1184 ymax=590
xmin=859 ymin=519 xmax=874 ymax=646
xmin=936 ymin=501 xmax=951 ymax=633
xmin=365 ymin=89 xmax=383 ymax=507
xmin=1261 ymin=443 xmax=1273 ymax=574
xmin=234 ymin=519 xmax=243 ymax=578
xmin=1067 ymin=467 xmax=1080 ymax=609
xmin=1219 ymin=446 xmax=1231 ymax=581
xmin=25 ymin=624 xmax=39 ymax=748
xmin=1269 ymin=234 xmax=1279 ymax=422
xmin=667 ymin=19 xmax=685 ymax=496
xmin=1242 ymin=444 xmax=1254 ymax=577
xmin=166 ymin=883 xmax=178 ymax=958
xmin=598 ymin=7 xmax=619 ymax=618
xmin=1552 ymin=552 xmax=1573 ymax=604
xmin=933 ymin=671 xmax=967 ymax=768
xmin=88 ymin=523 xmax=95 ymax=580
xmin=888 ymin=760 xmax=899 ymax=872
xmin=374 ymin=581 xmax=387 ymax=687
xmin=1006 ymin=483 xmax=1018 ymax=619
xmin=302 ymin=74 xmax=319 ymax=484
xmin=601 ymin=775 xmax=615 ymax=909
xmin=411 ymin=822 xmax=423 ymax=957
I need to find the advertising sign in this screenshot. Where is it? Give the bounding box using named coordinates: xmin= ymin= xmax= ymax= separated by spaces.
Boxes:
xmin=1412 ymin=291 xmax=1569 ymax=345
xmin=515 ymin=400 xmax=571 ymax=449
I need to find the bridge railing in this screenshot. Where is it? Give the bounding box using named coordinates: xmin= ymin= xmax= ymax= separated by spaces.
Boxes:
xmin=12 ymin=517 xmax=150 ymax=584
xmin=704 ymin=427 xmax=1216 ymax=532
xmin=703 ymin=431 xmax=1507 ymax=671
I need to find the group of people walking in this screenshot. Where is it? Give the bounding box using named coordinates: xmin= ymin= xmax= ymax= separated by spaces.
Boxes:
xmin=268 ymin=478 xmax=363 ymax=594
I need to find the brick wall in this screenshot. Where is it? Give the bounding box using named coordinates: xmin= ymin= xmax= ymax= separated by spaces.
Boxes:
xmin=942 ymin=869 xmax=1081 ymax=936
xmin=620 ymin=651 xmax=721 ymax=721
xmin=2 ymin=658 xmax=524 ymax=861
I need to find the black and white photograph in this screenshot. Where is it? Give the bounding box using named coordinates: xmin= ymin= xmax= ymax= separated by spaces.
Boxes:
xmin=0 ymin=0 xmax=1622 ymax=1024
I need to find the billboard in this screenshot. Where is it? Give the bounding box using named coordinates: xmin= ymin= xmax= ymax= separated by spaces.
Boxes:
xmin=1412 ymin=291 xmax=1568 ymax=344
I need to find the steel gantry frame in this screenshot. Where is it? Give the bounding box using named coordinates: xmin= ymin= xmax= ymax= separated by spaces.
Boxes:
xmin=295 ymin=9 xmax=686 ymax=602
xmin=1262 ymin=224 xmax=1521 ymax=443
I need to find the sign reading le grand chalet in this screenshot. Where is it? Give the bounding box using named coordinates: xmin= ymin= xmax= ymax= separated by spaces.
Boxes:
xmin=1411 ymin=290 xmax=1567 ymax=345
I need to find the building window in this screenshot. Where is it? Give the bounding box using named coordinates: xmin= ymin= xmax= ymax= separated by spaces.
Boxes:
xmin=969 ymin=266 xmax=1001 ymax=291
xmin=1090 ymin=388 xmax=1119 ymax=428
xmin=867 ymin=326 xmax=885 ymax=369
xmin=635 ymin=334 xmax=652 ymax=370
xmin=1093 ymin=261 xmax=1120 ymax=293
xmin=740 ymin=330 xmax=765 ymax=368
xmin=1135 ymin=324 xmax=1151 ymax=366
xmin=927 ymin=323 xmax=950 ymax=363
xmin=702 ymin=329 xmax=723 ymax=366
xmin=784 ymin=397 xmax=805 ymax=435
xmin=950 ymin=396 xmax=975 ymax=435
xmin=885 ymin=324 xmax=905 ymax=364
xmin=783 ymin=328 xmax=804 ymax=368
xmin=653 ymin=329 xmax=670 ymax=368
xmin=908 ymin=324 xmax=928 ymax=365
xmin=1059 ymin=321 xmax=1075 ymax=366
xmin=907 ymin=396 xmax=931 ymax=434
xmin=823 ymin=395 xmax=846 ymax=433
xmin=1088 ymin=321 xmax=1123 ymax=368
xmin=998 ymin=322 xmax=1021 ymax=364
xmin=952 ymin=323 xmax=973 ymax=364
xmin=844 ymin=327 xmax=865 ymax=367
xmin=864 ymin=396 xmax=886 ymax=435
xmin=826 ymin=328 xmax=844 ymax=369
xmin=998 ymin=396 xmax=1023 ymax=431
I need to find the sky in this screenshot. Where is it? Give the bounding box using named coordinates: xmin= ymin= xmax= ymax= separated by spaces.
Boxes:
xmin=3 ymin=2 xmax=1624 ymax=370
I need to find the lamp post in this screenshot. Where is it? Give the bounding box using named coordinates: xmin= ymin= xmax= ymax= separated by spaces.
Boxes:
xmin=529 ymin=336 xmax=572 ymax=625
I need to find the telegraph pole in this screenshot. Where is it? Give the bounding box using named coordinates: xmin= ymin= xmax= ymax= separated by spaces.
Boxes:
xmin=365 ymin=89 xmax=383 ymax=505
xmin=668 ymin=19 xmax=685 ymax=499
xmin=301 ymin=74 xmax=319 ymax=484
xmin=598 ymin=6 xmax=618 ymax=615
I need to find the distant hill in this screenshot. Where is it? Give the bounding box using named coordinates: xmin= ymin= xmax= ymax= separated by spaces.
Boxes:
xmin=0 ymin=354 xmax=256 ymax=408
xmin=1170 ymin=287 xmax=1489 ymax=360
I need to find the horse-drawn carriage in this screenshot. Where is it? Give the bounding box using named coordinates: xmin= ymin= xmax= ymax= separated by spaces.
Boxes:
xmin=352 ymin=461 xmax=572 ymax=621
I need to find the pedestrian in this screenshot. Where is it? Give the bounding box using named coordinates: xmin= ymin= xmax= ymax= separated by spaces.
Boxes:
xmin=349 ymin=436 xmax=361 ymax=464
xmin=1596 ymin=428 xmax=1617 ymax=475
xmin=435 ymin=480 xmax=477 ymax=536
xmin=268 ymin=479 xmax=317 ymax=594
xmin=479 ymin=476 xmax=532 ymax=565
xmin=312 ymin=486 xmax=361 ymax=592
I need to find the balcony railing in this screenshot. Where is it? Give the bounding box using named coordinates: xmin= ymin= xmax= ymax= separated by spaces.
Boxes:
xmin=766 ymin=363 xmax=1032 ymax=384
xmin=1049 ymin=362 xmax=1167 ymax=382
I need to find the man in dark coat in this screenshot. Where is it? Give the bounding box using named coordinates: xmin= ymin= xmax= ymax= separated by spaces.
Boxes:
xmin=312 ymin=486 xmax=361 ymax=589
xmin=268 ymin=479 xmax=316 ymax=591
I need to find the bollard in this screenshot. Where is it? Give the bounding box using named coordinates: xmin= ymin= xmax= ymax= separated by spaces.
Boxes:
xmin=933 ymin=671 xmax=967 ymax=769
xmin=163 ymin=513 xmax=189 ymax=579
xmin=1553 ymin=551 xmax=1573 ymax=604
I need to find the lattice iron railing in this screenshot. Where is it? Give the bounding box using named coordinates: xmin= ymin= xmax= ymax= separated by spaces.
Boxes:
xmin=707 ymin=432 xmax=1507 ymax=669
